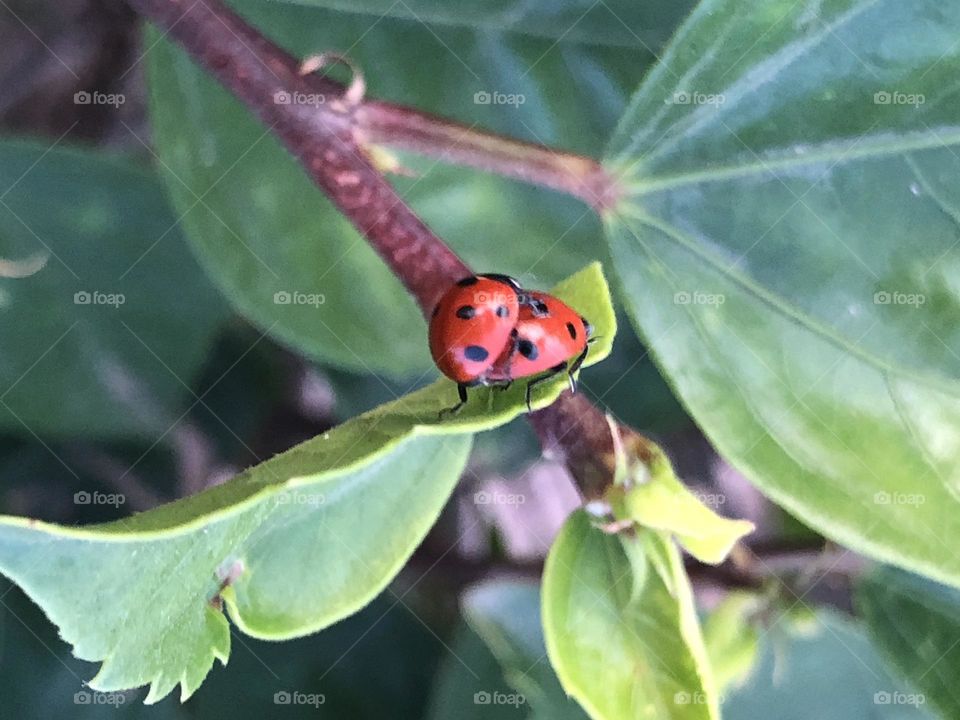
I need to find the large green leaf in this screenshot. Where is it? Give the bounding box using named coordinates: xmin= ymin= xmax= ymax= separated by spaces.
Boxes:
xmin=274 ymin=0 xmax=691 ymax=49
xmin=604 ymin=0 xmax=960 ymax=587
xmin=858 ymin=566 xmax=960 ymax=719
xmin=724 ymin=611 xmax=934 ymax=720
xmin=0 ymin=140 xmax=228 ymax=439
xmin=145 ymin=0 xmax=651 ymax=376
xmin=0 ymin=263 xmax=614 ymax=704
xmin=543 ymin=511 xmax=717 ymax=720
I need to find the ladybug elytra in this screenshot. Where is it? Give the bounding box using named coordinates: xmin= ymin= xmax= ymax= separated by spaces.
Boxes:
xmin=428 ymin=276 xmax=593 ymax=415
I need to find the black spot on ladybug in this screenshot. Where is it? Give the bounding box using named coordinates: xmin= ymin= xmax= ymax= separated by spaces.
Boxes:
xmin=431 ymin=304 xmax=439 ymax=318
xmin=464 ymin=345 xmax=489 ymax=362
xmin=496 ymin=305 xmax=509 ymax=318
xmin=566 ymin=322 xmax=577 ymax=340
xmin=518 ymin=339 xmax=538 ymax=360
xmin=456 ymin=305 xmax=476 ymax=319
xmin=456 ymin=276 xmax=479 ymax=287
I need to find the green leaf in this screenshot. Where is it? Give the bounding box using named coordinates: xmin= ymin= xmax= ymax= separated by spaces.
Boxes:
xmin=543 ymin=511 xmax=718 ymax=720
xmin=144 ymin=0 xmax=649 ymax=376
xmin=610 ymin=442 xmax=753 ymax=564
xmin=701 ymin=592 xmax=761 ymax=695
xmin=858 ymin=566 xmax=960 ymax=719
xmin=724 ymin=611 xmax=934 ymax=720
xmin=269 ymin=0 xmax=691 ymax=49
xmin=0 ymin=263 xmax=614 ymax=704
xmin=464 ymin=581 xmax=588 ymax=719
xmin=604 ymin=0 xmax=960 ymax=587
xmin=425 ymin=620 xmax=529 ymax=720
xmin=0 ymin=139 xmax=228 ymax=439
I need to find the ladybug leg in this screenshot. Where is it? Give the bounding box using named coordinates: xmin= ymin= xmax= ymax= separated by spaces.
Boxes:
xmin=439 ymin=383 xmax=469 ymax=419
xmin=524 ymin=362 xmax=569 ymax=412
xmin=566 ymin=344 xmax=590 ymax=394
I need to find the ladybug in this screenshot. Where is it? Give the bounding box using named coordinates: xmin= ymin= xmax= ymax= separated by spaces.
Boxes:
xmin=429 ymin=273 xmax=522 ymax=413
xmin=488 ymin=290 xmax=593 ymax=411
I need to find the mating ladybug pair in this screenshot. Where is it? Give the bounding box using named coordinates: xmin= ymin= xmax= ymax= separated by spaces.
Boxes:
xmin=429 ymin=273 xmax=593 ymax=415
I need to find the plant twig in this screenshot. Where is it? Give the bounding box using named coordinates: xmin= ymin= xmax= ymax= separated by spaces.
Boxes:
xmin=126 ymin=0 xmax=629 ymax=499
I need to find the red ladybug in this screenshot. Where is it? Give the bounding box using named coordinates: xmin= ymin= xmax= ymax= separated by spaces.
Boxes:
xmin=429 ymin=274 xmax=522 ymax=412
xmin=488 ymin=290 xmax=593 ymax=410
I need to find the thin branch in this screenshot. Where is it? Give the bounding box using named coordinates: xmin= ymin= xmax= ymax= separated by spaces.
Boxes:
xmin=358 ymin=101 xmax=619 ymax=210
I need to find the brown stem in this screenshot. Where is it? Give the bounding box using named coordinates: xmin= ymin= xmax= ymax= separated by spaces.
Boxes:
xmin=127 ymin=0 xmax=628 ymax=498
xmin=358 ymin=102 xmax=619 ymax=210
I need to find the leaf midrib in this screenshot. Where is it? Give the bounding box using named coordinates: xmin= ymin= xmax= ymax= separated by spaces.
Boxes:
xmin=612 ymin=126 xmax=960 ymax=196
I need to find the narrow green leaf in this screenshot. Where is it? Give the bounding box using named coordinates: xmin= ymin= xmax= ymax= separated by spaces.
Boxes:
xmin=543 ymin=511 xmax=718 ymax=720
xmin=701 ymin=592 xmax=761 ymax=695
xmin=0 ymin=140 xmax=228 ymax=439
xmin=611 ymin=446 xmax=753 ymax=564
xmin=604 ymin=0 xmax=960 ymax=587
xmin=858 ymin=566 xmax=960 ymax=719
xmin=0 ymin=263 xmax=614 ymax=703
